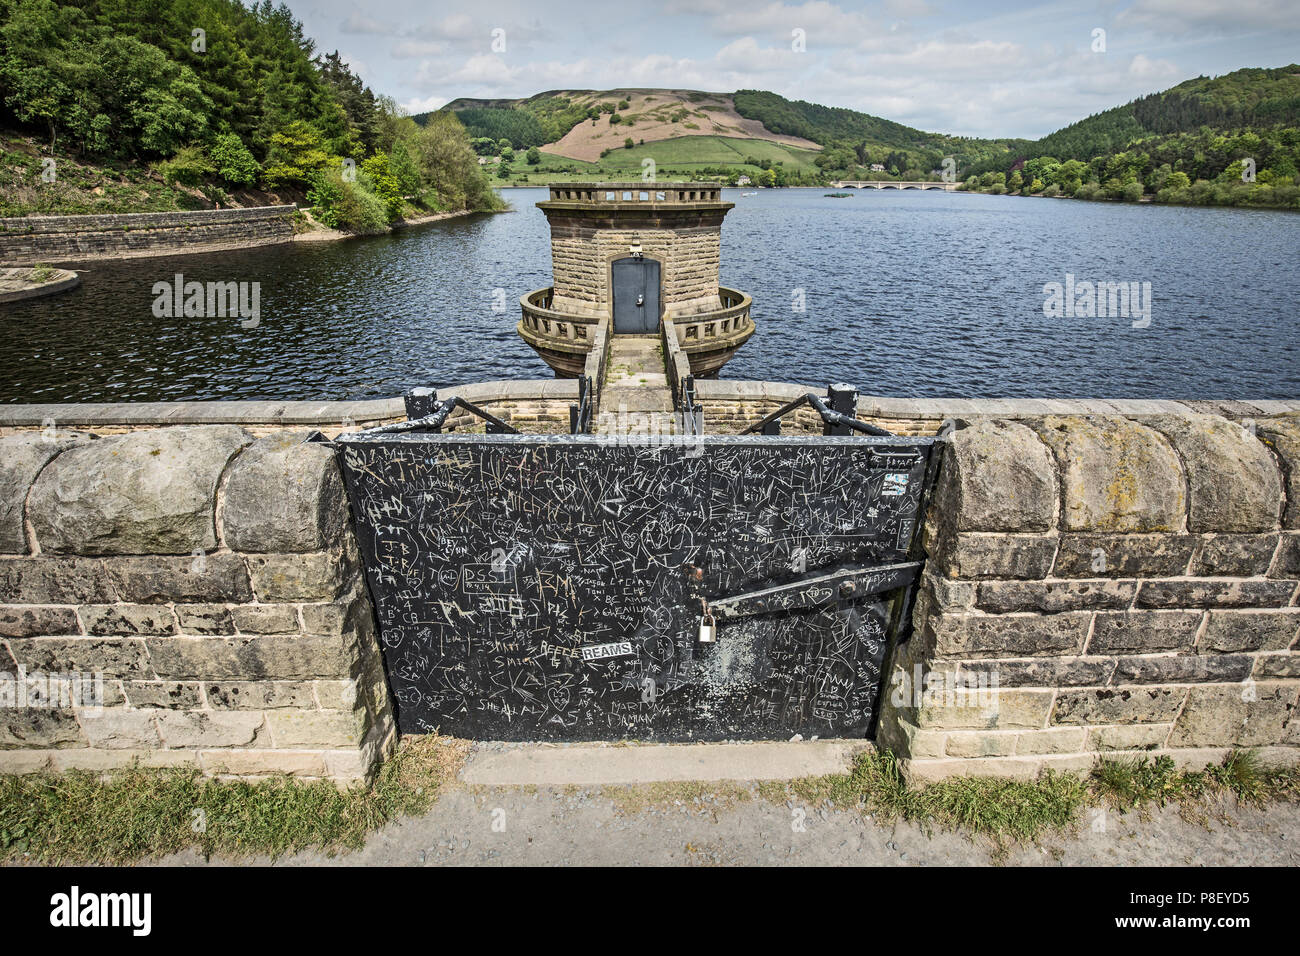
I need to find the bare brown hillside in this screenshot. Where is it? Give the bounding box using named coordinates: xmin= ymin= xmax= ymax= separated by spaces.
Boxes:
xmin=461 ymin=89 xmax=820 ymax=162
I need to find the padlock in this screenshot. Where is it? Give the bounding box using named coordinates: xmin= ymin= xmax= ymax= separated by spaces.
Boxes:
xmin=698 ymin=611 xmax=716 ymax=644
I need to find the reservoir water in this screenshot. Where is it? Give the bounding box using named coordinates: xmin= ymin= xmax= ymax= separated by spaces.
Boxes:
xmin=2 ymin=187 xmax=1297 ymax=402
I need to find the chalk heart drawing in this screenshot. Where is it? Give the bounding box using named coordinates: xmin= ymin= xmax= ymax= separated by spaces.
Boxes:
xmin=551 ymin=476 xmax=578 ymax=500
xmin=547 ymin=685 xmax=573 ymax=711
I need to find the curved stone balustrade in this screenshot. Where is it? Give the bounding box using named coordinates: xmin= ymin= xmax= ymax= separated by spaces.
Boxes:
xmin=518 ymin=287 xmax=601 ymax=377
xmin=669 ymin=287 xmax=756 ymax=378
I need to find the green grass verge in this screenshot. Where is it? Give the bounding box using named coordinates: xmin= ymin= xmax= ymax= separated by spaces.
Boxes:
xmin=759 ymin=750 xmax=1300 ymax=849
xmin=2 ymin=745 xmax=1294 ymax=864
xmin=0 ymin=735 xmax=466 ymax=865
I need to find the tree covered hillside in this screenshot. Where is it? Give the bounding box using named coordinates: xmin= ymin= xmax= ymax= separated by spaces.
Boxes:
xmin=960 ymin=66 xmax=1300 ymax=209
xmin=731 ymin=89 xmax=1030 ymax=179
xmin=0 ymin=0 xmax=498 ymax=224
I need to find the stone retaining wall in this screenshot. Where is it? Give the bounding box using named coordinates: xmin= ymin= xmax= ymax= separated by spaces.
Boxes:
xmin=876 ymin=413 xmax=1300 ymax=779
xmin=0 ymin=426 xmax=394 ymax=782
xmin=0 ymin=206 xmax=297 ymax=264
xmin=2 ymin=388 xmax=1298 ymax=782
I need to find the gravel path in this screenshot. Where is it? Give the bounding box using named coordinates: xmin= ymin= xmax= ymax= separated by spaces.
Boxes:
xmin=162 ymin=783 xmax=1300 ymax=867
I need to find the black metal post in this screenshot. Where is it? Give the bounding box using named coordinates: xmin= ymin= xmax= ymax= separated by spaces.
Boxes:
xmin=404 ymin=386 xmax=438 ymax=420
xmin=824 ymin=383 xmax=859 ymax=436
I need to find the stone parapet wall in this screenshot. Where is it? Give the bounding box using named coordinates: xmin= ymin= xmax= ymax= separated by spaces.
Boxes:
xmin=876 ymin=413 xmax=1300 ymax=779
xmin=695 ymin=380 xmax=1300 ymax=437
xmin=0 ymin=206 xmax=297 ymax=264
xmin=0 ymin=426 xmax=394 ymax=782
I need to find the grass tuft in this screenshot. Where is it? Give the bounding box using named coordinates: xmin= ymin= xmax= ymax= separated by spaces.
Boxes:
xmin=767 ymin=749 xmax=1299 ymax=851
xmin=0 ymin=735 xmax=466 ymax=865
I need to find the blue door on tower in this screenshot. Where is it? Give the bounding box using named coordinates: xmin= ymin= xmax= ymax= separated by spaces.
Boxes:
xmin=612 ymin=256 xmax=660 ymax=333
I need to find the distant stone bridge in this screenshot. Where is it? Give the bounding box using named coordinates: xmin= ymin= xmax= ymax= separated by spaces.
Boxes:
xmin=829 ymin=181 xmax=958 ymax=191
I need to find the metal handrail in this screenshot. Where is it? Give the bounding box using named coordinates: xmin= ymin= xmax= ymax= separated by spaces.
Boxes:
xmin=358 ymin=396 xmax=518 ymax=436
xmin=569 ymin=375 xmax=594 ymax=434
xmin=739 ymin=388 xmax=894 ymax=437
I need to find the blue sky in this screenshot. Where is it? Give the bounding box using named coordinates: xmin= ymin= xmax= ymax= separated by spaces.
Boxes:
xmin=287 ymin=0 xmax=1300 ymax=139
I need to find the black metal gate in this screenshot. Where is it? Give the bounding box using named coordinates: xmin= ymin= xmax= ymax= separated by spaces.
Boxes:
xmin=611 ymin=256 xmax=660 ymax=333
xmin=333 ymin=430 xmax=942 ymax=741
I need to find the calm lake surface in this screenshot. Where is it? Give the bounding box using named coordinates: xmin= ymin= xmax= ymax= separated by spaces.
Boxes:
xmin=3 ymin=187 xmax=1297 ymax=402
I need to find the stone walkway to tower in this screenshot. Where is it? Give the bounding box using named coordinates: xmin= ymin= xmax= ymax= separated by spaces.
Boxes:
xmin=595 ymin=335 xmax=682 ymax=437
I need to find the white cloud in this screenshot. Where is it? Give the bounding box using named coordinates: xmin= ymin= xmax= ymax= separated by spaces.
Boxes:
xmin=1117 ymin=0 xmax=1300 ymax=35
xmin=340 ymin=13 xmax=394 ymax=36
xmin=400 ymin=94 xmax=450 ymax=115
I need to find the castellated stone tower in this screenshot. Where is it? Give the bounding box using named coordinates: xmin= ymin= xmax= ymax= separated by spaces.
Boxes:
xmin=518 ymin=183 xmax=754 ymax=378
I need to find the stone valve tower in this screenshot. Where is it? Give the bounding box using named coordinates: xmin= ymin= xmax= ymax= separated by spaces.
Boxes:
xmin=517 ymin=183 xmax=755 ymax=378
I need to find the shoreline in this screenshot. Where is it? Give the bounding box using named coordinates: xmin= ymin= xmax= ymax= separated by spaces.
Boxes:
xmin=293 ymin=206 xmax=486 ymax=242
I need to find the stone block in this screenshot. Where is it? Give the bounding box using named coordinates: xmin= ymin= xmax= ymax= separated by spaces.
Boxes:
xmin=929 ymin=612 xmax=1090 ymax=658
xmin=106 ymin=554 xmax=253 ymax=604
xmin=1135 ymin=578 xmax=1295 ymax=609
xmin=1252 ymin=654 xmax=1299 ymax=679
xmin=205 ymin=681 xmax=316 ymax=709
xmin=1015 ymin=727 xmax=1087 ymax=755
xmin=940 ymin=534 xmax=1057 ymax=580
xmin=1086 ymin=724 xmax=1172 ymax=751
xmin=1193 ymin=533 xmax=1279 ymax=576
xmin=230 ymin=604 xmax=299 ymax=634
xmin=877 ymin=716 xmax=948 ymax=760
xmin=1141 ymin=414 xmax=1282 ymax=532
xmin=1170 ymin=682 xmax=1297 ymax=747
xmin=1273 ymin=532 xmax=1300 ymax=578
xmin=1051 ymin=533 xmax=1195 ymax=577
xmin=6 ymin=637 xmax=153 ymax=679
xmin=0 ymin=557 xmax=118 ymax=604
xmin=960 ymin=656 xmax=1115 ymax=687
xmin=247 ymin=550 xmax=356 ymax=603
xmin=266 ymin=708 xmax=369 ymax=748
xmin=1029 ymin=416 xmax=1184 ymax=532
xmin=0 ymin=708 xmax=84 ymax=748
xmin=1088 ymin=610 xmax=1203 ymax=654
xmin=1111 ymin=654 xmax=1252 ymax=684
xmin=1052 ymin=687 xmax=1186 ymax=724
xmin=944 ymin=730 xmax=1017 ymax=758
xmin=975 ymin=579 xmax=1135 ymax=613
xmin=29 ymin=425 xmax=251 ymax=554
xmin=0 ymin=433 xmax=89 ymax=553
xmin=199 ymin=749 xmax=328 ymax=777
xmin=1201 ymin=609 xmax=1300 ymax=653
xmin=915 ymin=689 xmax=1053 ymax=731
xmin=174 ymin=604 xmax=235 ymax=635
xmin=77 ymin=708 xmax=161 ymax=749
xmin=1256 ymin=418 xmax=1300 ymax=528
xmin=930 ymin=419 xmax=1056 ymax=532
xmin=313 ymin=679 xmax=360 ymax=711
xmin=122 ymin=681 xmax=203 ymax=709
xmin=0 ymin=606 xmax=81 ymax=638
xmin=156 ymin=710 xmax=265 ymax=748
xmin=145 ymin=634 xmax=356 ymax=680
xmin=221 ymin=431 xmax=348 ymax=552
xmin=79 ymin=604 xmax=176 ymax=636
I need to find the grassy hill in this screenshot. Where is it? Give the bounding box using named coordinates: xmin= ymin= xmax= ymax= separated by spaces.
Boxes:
xmin=417 ymin=87 xmax=1028 ymax=184
xmin=484 ymin=135 xmax=822 ymax=186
